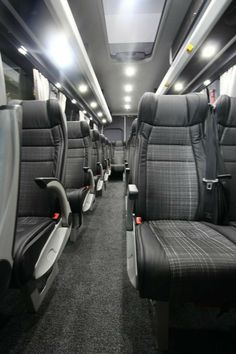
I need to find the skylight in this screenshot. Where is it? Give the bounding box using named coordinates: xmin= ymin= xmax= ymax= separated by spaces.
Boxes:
xmin=103 ymin=0 xmax=166 ymax=61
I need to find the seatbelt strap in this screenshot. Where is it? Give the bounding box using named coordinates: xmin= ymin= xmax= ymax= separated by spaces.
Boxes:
xmin=203 ymin=105 xmax=219 ymax=222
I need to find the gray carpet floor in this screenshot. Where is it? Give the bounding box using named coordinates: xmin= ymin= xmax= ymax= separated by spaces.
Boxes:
xmin=0 ymin=179 xmax=236 ymax=354
xmin=0 ymin=180 xmax=156 ymax=354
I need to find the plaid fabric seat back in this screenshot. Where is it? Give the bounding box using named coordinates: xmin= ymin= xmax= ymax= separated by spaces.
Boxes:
xmin=135 ymin=93 xmax=209 ymax=221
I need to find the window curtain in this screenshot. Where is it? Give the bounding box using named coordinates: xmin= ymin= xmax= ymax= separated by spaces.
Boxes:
xmin=57 ymin=92 xmax=67 ymax=112
xmin=220 ymin=65 xmax=236 ymax=96
xmin=33 ymin=68 xmax=50 ymax=100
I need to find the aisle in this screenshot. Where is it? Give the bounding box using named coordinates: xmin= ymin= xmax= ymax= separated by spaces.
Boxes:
xmin=0 ymin=181 xmax=156 ymax=354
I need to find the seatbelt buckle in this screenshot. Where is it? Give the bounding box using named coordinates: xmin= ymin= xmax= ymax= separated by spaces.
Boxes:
xmin=202 ymin=178 xmax=219 ymax=190
xmin=136 ymin=216 xmax=142 ymax=225
xmin=52 ymin=212 xmax=60 ymax=220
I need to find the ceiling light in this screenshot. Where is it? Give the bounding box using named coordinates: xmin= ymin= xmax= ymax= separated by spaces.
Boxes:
xmin=125 ymin=66 xmax=136 ymax=77
xmin=83 ymin=110 xmax=87 ymax=114
xmin=174 ymin=82 xmax=184 ymax=92
xmin=90 ymin=101 xmax=98 ymax=108
xmin=55 ymin=82 xmax=62 ymax=89
xmin=18 ymin=45 xmax=27 ymax=56
xmin=48 ymin=33 xmax=73 ymax=68
xmin=124 ymin=84 xmax=133 ymax=92
xmin=79 ymin=84 xmax=88 ymax=93
xmin=124 ymin=104 xmax=131 ymax=110
xmin=124 ymin=96 xmax=131 ymax=103
xmin=97 ymin=112 xmax=103 ymax=117
xmin=201 ymin=44 xmax=217 ymax=59
xmin=89 ymin=117 xmax=93 ymax=120
xmin=71 ymin=99 xmax=77 ymax=104
xmin=203 ymin=79 xmax=211 ymax=86
xmin=102 ymin=118 xmax=107 ymax=124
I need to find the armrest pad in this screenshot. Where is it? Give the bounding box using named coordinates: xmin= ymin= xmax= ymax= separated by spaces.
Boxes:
xmin=35 ymin=178 xmax=71 ymax=227
xmin=83 ymin=167 xmax=95 ymax=193
xmin=128 ymin=184 xmax=138 ymax=200
xmin=126 ymin=184 xmax=139 ymax=231
xmin=125 ymin=162 xmax=129 ymax=168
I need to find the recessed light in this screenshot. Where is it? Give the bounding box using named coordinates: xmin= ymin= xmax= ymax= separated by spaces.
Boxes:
xmin=55 ymin=82 xmax=62 ymax=89
xmin=83 ymin=110 xmax=87 ymax=114
xmin=125 ymin=66 xmax=136 ymax=77
xmin=18 ymin=45 xmax=27 ymax=56
xmin=89 ymin=117 xmax=93 ymax=120
xmin=201 ymin=44 xmax=217 ymax=59
xmin=203 ymin=79 xmax=211 ymax=86
xmin=124 ymin=84 xmax=133 ymax=92
xmin=124 ymin=104 xmax=131 ymax=110
xmin=124 ymin=96 xmax=131 ymax=103
xmin=90 ymin=101 xmax=98 ymax=108
xmin=174 ymin=82 xmax=184 ymax=92
xmin=97 ymin=112 xmax=103 ymax=117
xmin=102 ymin=118 xmax=107 ymax=124
xmin=71 ymin=99 xmax=77 ymax=104
xmin=79 ymin=84 xmax=88 ymax=93
xmin=48 ymin=33 xmax=73 ymax=68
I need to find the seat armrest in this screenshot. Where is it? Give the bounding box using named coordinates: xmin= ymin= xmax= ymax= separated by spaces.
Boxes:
xmin=125 ymin=162 xmax=129 ymax=168
xmin=125 ymin=168 xmax=130 ymax=196
xmin=97 ymin=162 xmax=104 ymax=179
xmin=83 ymin=167 xmax=95 ymax=193
xmin=126 ymin=184 xmax=138 ymax=231
xmin=35 ymin=177 xmax=71 ymax=227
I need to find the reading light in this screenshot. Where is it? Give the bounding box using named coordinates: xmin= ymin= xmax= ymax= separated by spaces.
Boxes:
xmin=174 ymin=82 xmax=184 ymax=92
xmin=79 ymin=84 xmax=88 ymax=93
xmin=83 ymin=110 xmax=87 ymax=114
xmin=71 ymin=99 xmax=77 ymax=104
xmin=90 ymin=101 xmax=98 ymax=108
xmin=124 ymin=84 xmax=133 ymax=92
xmin=97 ymin=112 xmax=103 ymax=117
xmin=203 ymin=79 xmax=211 ymax=86
xmin=18 ymin=46 xmax=27 ymax=56
xmin=124 ymin=104 xmax=131 ymax=110
xmin=55 ymin=82 xmax=62 ymax=89
xmin=124 ymin=96 xmax=131 ymax=102
xmin=102 ymin=118 xmax=107 ymax=124
xmin=201 ymin=44 xmax=217 ymax=59
xmin=48 ymin=33 xmax=73 ymax=68
xmin=125 ymin=66 xmax=136 ymax=77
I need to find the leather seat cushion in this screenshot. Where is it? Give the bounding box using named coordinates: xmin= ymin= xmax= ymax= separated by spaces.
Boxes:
xmin=13 ymin=217 xmax=56 ymax=285
xmin=136 ymin=220 xmax=236 ymax=302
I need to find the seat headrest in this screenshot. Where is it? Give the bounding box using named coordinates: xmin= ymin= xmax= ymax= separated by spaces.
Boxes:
xmin=20 ymin=99 xmax=64 ymax=129
xmin=91 ymin=129 xmax=100 ymax=142
xmin=215 ymin=95 xmax=236 ymax=127
xmin=67 ymin=120 xmax=90 ymax=139
xmin=138 ymin=92 xmax=208 ymax=127
xmin=115 ymin=140 xmax=124 ymax=147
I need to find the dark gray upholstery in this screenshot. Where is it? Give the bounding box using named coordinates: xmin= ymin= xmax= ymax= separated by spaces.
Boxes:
xmin=100 ymin=134 xmax=106 ymax=169
xmin=135 ymin=93 xmax=207 ymax=220
xmin=132 ymin=92 xmax=236 ymax=303
xmin=65 ymin=120 xmax=91 ymax=190
xmin=91 ymin=129 xmax=100 ymax=176
xmin=111 ymin=140 xmax=125 ymax=172
xmin=215 ymin=95 xmax=236 ymax=221
xmin=65 ymin=120 xmax=92 ymax=215
xmin=14 ymin=99 xmax=67 ymax=286
xmin=18 ymin=100 xmax=67 ymax=217
xmin=127 ymin=118 xmax=138 ymax=183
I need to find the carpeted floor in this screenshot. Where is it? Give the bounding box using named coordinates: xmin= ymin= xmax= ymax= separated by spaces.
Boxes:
xmin=0 ymin=180 xmax=236 ymax=354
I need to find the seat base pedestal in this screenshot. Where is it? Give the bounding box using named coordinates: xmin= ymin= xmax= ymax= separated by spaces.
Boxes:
xmin=151 ymin=300 xmax=169 ymax=353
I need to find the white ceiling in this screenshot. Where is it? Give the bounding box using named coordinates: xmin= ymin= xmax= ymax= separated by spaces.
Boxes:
xmin=68 ymin=0 xmax=193 ymax=116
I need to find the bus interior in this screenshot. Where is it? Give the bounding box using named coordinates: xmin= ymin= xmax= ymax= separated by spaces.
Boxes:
xmin=0 ymin=0 xmax=236 ymax=353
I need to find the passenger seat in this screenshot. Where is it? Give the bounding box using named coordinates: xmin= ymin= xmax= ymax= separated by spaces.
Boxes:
xmin=126 ymin=93 xmax=236 ymax=351
xmin=111 ymin=140 xmax=125 ymax=174
xmin=65 ymin=120 xmax=95 ymax=241
xmin=13 ymin=100 xmax=71 ymax=311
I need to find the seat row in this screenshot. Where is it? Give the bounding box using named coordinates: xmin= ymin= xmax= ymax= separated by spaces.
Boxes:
xmin=0 ymin=99 xmax=112 ymax=311
xmin=125 ymin=93 xmax=236 ymax=351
